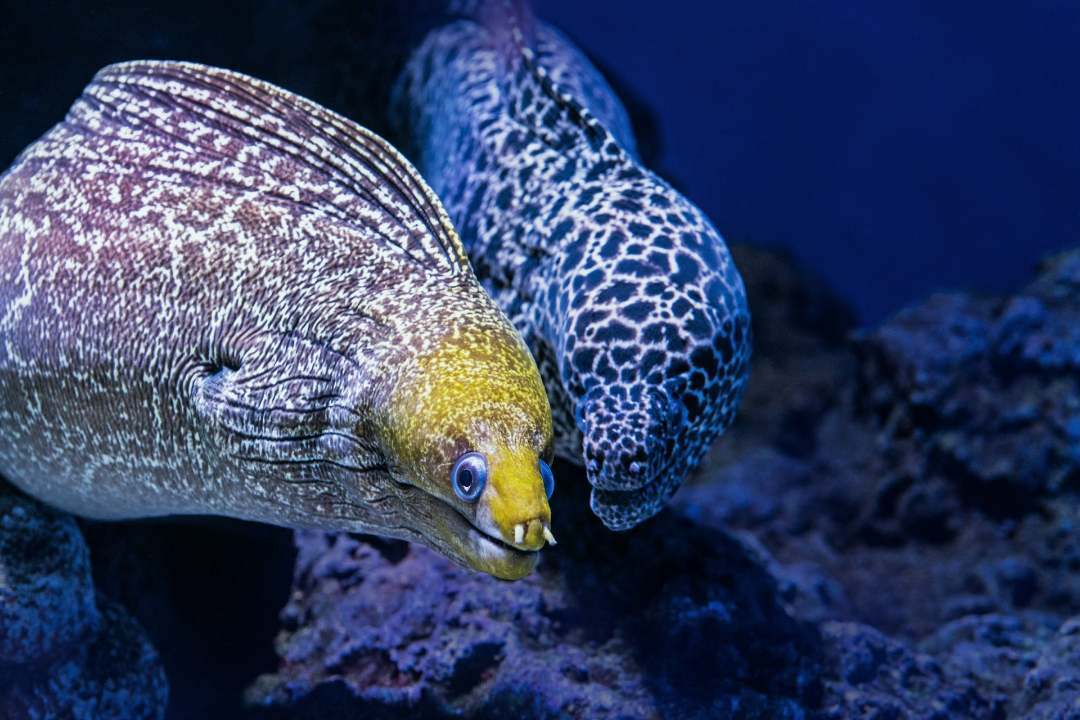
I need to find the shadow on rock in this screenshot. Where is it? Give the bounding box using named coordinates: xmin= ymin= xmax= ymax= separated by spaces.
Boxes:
xmin=247 ymin=466 xmax=823 ymax=720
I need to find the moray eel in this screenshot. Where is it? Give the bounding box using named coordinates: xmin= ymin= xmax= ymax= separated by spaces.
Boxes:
xmin=0 ymin=61 xmax=556 ymax=580
xmin=391 ymin=1 xmax=753 ymax=529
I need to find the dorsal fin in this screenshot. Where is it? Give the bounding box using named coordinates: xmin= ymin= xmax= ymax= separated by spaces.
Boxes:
xmin=70 ymin=61 xmax=469 ymax=274
xmin=468 ymin=2 xmax=633 ymax=161
xmin=468 ymin=0 xmax=536 ymax=64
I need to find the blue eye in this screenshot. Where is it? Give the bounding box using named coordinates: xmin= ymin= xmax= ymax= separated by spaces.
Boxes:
xmin=539 ymin=459 xmax=555 ymax=498
xmin=451 ymin=452 xmax=487 ymax=502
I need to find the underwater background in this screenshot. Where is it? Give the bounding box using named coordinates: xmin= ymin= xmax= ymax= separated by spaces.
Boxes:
xmin=1 ymin=1 xmax=1078 ymax=718
xmin=3 ymin=1 xmax=1079 ymax=324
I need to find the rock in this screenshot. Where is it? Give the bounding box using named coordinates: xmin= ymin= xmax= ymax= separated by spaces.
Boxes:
xmin=0 ymin=598 xmax=169 ymax=720
xmin=0 ymin=484 xmax=168 ymax=720
xmin=694 ymin=251 xmax=1080 ymax=641
xmin=818 ymin=621 xmax=1005 ymax=720
xmin=248 ymin=470 xmax=823 ymax=720
xmin=923 ymin=613 xmax=1080 ymax=720
xmin=0 ymin=483 xmax=99 ymax=665
xmin=853 ymin=253 xmax=1080 ymax=516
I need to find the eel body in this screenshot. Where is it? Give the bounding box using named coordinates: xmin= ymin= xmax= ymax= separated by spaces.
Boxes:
xmin=0 ymin=61 xmax=555 ymax=580
xmin=392 ymin=1 xmax=752 ymax=529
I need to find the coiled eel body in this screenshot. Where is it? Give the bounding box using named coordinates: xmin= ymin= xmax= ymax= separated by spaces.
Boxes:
xmin=0 ymin=61 xmax=555 ymax=580
xmin=391 ymin=1 xmax=753 ymax=529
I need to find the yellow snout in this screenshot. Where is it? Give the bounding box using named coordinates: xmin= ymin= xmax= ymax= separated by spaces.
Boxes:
xmin=482 ymin=446 xmax=554 ymax=551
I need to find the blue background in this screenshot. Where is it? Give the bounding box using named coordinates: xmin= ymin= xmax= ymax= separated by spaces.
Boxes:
xmin=1 ymin=1 xmax=1078 ymax=324
xmin=542 ymin=1 xmax=1080 ymax=323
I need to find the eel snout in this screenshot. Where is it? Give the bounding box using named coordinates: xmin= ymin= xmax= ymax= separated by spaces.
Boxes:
xmin=510 ymin=518 xmax=557 ymax=549
xmin=577 ymin=386 xmax=673 ymax=493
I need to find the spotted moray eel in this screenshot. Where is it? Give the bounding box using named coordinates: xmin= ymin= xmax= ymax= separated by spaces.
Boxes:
xmin=390 ymin=0 xmax=752 ymax=529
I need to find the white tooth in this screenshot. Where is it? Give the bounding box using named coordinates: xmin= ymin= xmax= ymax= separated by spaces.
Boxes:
xmin=542 ymin=527 xmax=557 ymax=545
xmin=514 ymin=523 xmax=525 ymax=545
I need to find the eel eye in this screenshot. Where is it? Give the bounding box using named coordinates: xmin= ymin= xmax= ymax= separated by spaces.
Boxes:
xmin=451 ymin=452 xmax=487 ymax=502
xmin=539 ymin=459 xmax=555 ymax=498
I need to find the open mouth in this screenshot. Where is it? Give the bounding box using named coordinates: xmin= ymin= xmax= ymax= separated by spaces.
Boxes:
xmin=447 ymin=499 xmax=541 ymax=571
xmin=377 ymin=478 xmax=541 ymax=580
xmin=467 ymin=519 xmax=538 ymax=557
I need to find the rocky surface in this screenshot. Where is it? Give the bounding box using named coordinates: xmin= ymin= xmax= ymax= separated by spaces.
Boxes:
xmin=2 ymin=246 xmax=1076 ymax=719
xmin=700 ymin=250 xmax=1080 ymax=642
xmin=0 ymin=485 xmax=168 ymax=720
xmin=249 ymin=247 xmax=1080 ymax=719
xmin=246 ymin=483 xmax=822 ymax=720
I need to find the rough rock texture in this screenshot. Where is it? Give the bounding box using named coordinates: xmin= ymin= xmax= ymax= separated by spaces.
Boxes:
xmin=251 ymin=247 xmax=1080 ymax=720
xmin=817 ymin=621 xmax=1003 ymax=720
xmin=693 ymin=249 xmax=1080 ymax=718
xmin=247 ymin=480 xmax=823 ymax=720
xmin=0 ymin=483 xmax=98 ymax=665
xmin=704 ymin=251 xmax=1080 ymax=642
xmin=0 ymin=485 xmax=168 ymax=720
xmin=924 ymin=613 xmax=1080 ymax=720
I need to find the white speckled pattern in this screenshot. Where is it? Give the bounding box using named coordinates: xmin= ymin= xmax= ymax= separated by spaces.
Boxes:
xmin=393 ymin=1 xmax=752 ymax=529
xmin=0 ymin=61 xmax=545 ymax=576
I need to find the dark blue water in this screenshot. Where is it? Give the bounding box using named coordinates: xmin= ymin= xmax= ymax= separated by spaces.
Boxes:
xmin=2 ymin=2 xmax=1077 ymax=323
xmin=543 ymin=1 xmax=1080 ymax=323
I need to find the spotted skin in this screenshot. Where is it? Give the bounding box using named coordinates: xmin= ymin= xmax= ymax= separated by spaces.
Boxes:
xmin=393 ymin=3 xmax=752 ymax=529
xmin=0 ymin=61 xmax=554 ymax=580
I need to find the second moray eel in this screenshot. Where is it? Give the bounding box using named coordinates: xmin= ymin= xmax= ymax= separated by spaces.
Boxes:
xmin=0 ymin=61 xmax=554 ymax=580
xmin=392 ymin=1 xmax=753 ymax=529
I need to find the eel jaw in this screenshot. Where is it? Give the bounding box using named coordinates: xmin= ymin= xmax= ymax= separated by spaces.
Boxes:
xmin=430 ymin=494 xmax=541 ymax=580
xmin=365 ymin=480 xmax=543 ymax=580
xmin=467 ymin=523 xmax=540 ymax=580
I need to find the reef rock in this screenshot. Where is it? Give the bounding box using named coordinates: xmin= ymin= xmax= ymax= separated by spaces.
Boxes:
xmin=924 ymin=612 xmax=1080 ymax=720
xmin=247 ymin=474 xmax=823 ymax=720
xmin=0 ymin=485 xmax=168 ymax=720
xmin=817 ymin=621 xmax=1003 ymax=720
xmin=0 ymin=483 xmax=98 ymax=665
xmin=252 ymin=247 xmax=1080 ymax=719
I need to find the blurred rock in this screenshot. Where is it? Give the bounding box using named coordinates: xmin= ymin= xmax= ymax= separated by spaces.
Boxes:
xmin=818 ymin=621 xmax=1004 ymax=720
xmin=709 ymin=245 xmax=857 ymax=462
xmin=0 ymin=483 xmax=98 ymax=665
xmin=923 ymin=613 xmax=1080 ymax=720
xmin=0 ymin=485 xmax=168 ymax=720
xmin=0 ymin=598 xmax=169 ymax=720
xmin=695 ymin=249 xmax=1080 ymax=641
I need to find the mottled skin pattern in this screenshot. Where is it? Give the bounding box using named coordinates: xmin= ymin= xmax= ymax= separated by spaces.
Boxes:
xmin=392 ymin=2 xmax=752 ymax=529
xmin=0 ymin=62 xmax=555 ymax=580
